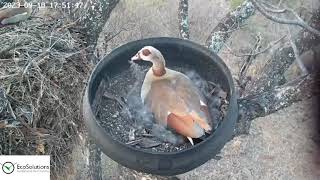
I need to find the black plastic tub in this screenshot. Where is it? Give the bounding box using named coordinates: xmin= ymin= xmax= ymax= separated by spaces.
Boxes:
xmin=82 ymin=37 xmax=238 ymax=176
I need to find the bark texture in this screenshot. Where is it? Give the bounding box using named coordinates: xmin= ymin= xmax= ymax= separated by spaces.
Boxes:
xmin=178 ymin=0 xmax=189 ymax=39
xmin=205 ymin=0 xmax=255 ymax=53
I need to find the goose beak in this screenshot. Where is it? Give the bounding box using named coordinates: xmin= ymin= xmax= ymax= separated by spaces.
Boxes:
xmin=131 ymin=53 xmax=141 ymax=61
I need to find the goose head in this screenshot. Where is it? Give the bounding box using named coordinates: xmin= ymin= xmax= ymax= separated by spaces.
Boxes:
xmin=131 ymin=46 xmax=164 ymax=62
xmin=131 ymin=46 xmax=166 ymax=76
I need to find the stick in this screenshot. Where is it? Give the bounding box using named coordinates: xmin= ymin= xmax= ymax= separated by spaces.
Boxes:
xmin=287 ymin=27 xmax=309 ymax=75
xmin=238 ymin=34 xmax=262 ymax=94
xmin=103 ymin=91 xmax=125 ymax=108
xmin=225 ymin=35 xmax=286 ymax=57
xmin=126 ymin=138 xmax=142 ymax=145
xmin=260 ymin=0 xmax=286 ymax=13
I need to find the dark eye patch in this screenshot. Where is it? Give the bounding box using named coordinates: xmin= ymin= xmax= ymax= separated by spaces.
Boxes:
xmin=142 ymin=49 xmax=151 ymax=56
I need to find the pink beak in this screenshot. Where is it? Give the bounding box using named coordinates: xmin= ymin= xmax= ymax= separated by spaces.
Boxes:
xmin=131 ymin=52 xmax=141 ymax=61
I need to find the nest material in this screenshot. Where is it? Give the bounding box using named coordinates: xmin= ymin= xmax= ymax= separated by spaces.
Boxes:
xmin=96 ymin=63 xmax=229 ymax=152
xmin=0 ymin=16 xmax=92 ymax=176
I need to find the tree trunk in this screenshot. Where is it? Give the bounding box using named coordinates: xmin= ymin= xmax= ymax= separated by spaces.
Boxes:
xmin=178 ymin=0 xmax=189 ymax=39
xmin=72 ymin=0 xmax=119 ymax=48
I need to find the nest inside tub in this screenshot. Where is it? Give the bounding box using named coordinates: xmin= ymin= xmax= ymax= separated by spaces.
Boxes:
xmin=93 ymin=62 xmax=229 ymax=152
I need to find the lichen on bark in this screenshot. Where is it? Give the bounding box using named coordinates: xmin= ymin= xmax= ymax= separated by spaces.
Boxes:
xmin=206 ymin=0 xmax=255 ymax=53
xmin=178 ymin=0 xmax=189 ymax=39
xmin=72 ymin=0 xmax=119 ymax=49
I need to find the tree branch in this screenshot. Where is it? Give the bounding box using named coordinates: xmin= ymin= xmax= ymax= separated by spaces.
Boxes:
xmin=236 ymin=75 xmax=313 ymax=135
xmin=234 ymin=9 xmax=320 ymax=135
xmin=205 ymin=0 xmax=255 ymax=53
xmin=178 ymin=0 xmax=189 ymax=39
xmin=250 ymin=0 xmax=320 ymax=37
xmin=244 ymin=9 xmax=320 ymax=96
xmin=236 ymin=34 xmax=262 ymax=96
xmin=225 ymin=35 xmax=286 ymax=57
xmin=260 ymin=0 xmax=286 ymax=13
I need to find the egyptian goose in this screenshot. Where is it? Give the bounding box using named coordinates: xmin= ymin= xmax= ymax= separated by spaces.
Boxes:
xmin=0 ymin=0 xmax=32 ymax=28
xmin=131 ymin=46 xmax=212 ymax=145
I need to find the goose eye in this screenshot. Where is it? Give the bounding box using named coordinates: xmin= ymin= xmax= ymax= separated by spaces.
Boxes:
xmin=142 ymin=49 xmax=151 ymax=56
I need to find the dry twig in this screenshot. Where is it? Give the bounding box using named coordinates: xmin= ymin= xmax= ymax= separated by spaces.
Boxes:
xmin=225 ymin=35 xmax=286 ymax=57
xmin=260 ymin=0 xmax=286 ymax=13
xmin=103 ymin=91 xmax=126 ymax=108
xmin=237 ymin=34 xmax=262 ymax=94
xmin=251 ymin=0 xmax=320 ymax=36
xmin=287 ymin=27 xmax=309 ymax=75
xmin=0 ymin=16 xmax=92 ymax=176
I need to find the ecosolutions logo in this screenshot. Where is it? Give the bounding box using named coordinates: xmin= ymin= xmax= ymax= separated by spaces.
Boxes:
xmin=0 ymin=155 xmax=50 ymax=180
xmin=2 ymin=162 xmax=15 ymax=174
